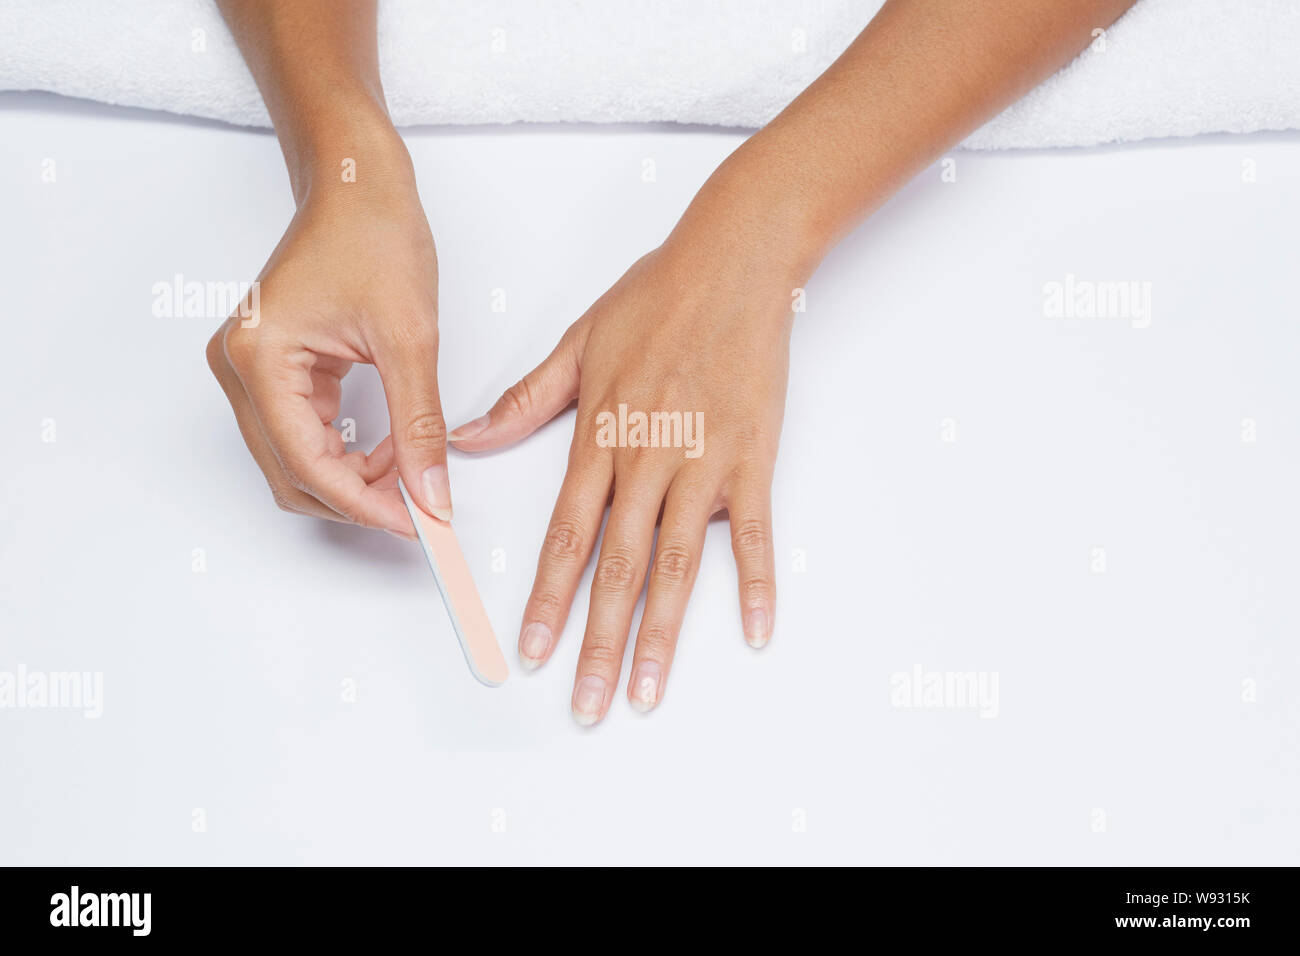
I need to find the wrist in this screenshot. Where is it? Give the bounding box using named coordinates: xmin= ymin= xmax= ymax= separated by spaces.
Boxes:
xmin=283 ymin=102 xmax=415 ymax=209
xmin=666 ymin=140 xmax=833 ymax=292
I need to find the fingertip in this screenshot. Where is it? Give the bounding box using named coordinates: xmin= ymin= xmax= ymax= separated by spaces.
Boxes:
xmin=571 ymin=675 xmax=608 ymax=726
xmin=448 ymin=413 xmax=491 ymax=443
xmin=518 ymin=622 xmax=553 ymax=670
xmin=628 ymin=659 xmax=663 ymax=713
xmin=419 ymin=463 xmax=453 ymax=521
xmin=744 ymin=607 xmax=771 ymax=649
xmin=448 ymin=416 xmax=518 ymax=454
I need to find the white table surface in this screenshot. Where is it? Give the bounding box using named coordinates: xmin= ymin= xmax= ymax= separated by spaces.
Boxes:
xmin=1 ymin=91 xmax=1297 ymax=865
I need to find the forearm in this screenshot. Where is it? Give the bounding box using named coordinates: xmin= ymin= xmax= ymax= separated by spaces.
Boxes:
xmin=216 ymin=0 xmax=410 ymax=206
xmin=675 ymin=0 xmax=1137 ymax=283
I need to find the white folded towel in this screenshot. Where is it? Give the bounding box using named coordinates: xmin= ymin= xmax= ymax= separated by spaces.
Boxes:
xmin=3 ymin=0 xmax=1298 ymax=149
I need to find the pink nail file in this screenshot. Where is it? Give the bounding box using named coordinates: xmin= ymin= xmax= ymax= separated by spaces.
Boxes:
xmin=398 ymin=478 xmax=508 ymax=687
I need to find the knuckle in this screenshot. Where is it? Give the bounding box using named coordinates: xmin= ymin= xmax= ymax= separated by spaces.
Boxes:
xmin=614 ymin=443 xmax=652 ymax=471
xmin=328 ymin=497 xmax=360 ymax=526
xmin=277 ymin=458 xmax=310 ymax=494
xmin=594 ymin=550 xmax=639 ymax=592
xmin=204 ymin=330 xmax=225 ymax=376
xmin=731 ymin=518 xmax=770 ymax=556
xmin=527 ymin=589 xmax=563 ymax=621
xmin=543 ymin=519 xmax=586 ymax=561
xmin=404 ymin=410 xmax=448 ymax=448
xmin=222 ymin=324 xmax=259 ymax=374
xmin=741 ymin=575 xmax=774 ymax=603
xmin=636 ymin=624 xmax=676 ymax=657
xmin=569 ymin=437 xmax=606 ymax=473
xmin=501 ymin=378 xmax=535 ymax=418
xmin=269 ymin=486 xmax=299 ymax=514
xmin=581 ymin=639 xmax=623 ymax=672
xmin=652 ymin=543 xmax=693 ymax=586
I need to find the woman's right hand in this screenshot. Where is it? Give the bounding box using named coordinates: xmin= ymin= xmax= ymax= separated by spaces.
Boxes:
xmin=206 ymin=133 xmax=451 ymax=538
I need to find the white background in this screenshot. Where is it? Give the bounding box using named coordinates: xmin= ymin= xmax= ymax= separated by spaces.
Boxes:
xmin=1 ymin=91 xmax=1297 ymax=865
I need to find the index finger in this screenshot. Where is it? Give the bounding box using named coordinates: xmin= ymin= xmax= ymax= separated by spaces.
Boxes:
xmin=517 ymin=440 xmax=613 ymax=670
xmin=231 ymin=340 xmax=413 ymax=534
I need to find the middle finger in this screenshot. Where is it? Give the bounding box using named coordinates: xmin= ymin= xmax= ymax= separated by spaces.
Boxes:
xmin=571 ymin=460 xmax=672 ymax=726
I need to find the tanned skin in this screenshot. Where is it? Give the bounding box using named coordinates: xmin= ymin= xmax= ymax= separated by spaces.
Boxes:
xmin=211 ymin=0 xmax=1137 ymax=722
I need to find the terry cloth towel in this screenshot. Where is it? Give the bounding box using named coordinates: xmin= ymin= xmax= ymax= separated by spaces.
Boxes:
xmin=2 ymin=0 xmax=1298 ymax=149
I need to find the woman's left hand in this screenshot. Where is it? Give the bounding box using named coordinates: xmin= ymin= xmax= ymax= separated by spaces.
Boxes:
xmin=449 ymin=192 xmax=803 ymax=724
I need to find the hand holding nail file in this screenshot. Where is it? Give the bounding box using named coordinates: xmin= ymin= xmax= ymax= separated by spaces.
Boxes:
xmin=398 ymin=478 xmax=509 ymax=687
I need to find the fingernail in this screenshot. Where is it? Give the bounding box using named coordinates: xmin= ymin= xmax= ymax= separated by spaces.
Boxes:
xmin=572 ymin=676 xmax=607 ymax=726
xmin=745 ymin=608 xmax=770 ymax=649
xmin=449 ymin=414 xmax=490 ymax=442
xmin=420 ymin=464 xmax=453 ymax=521
xmin=629 ymin=661 xmax=662 ymax=713
xmin=518 ymin=622 xmax=552 ymax=670
xmin=385 ymin=528 xmax=416 ymax=542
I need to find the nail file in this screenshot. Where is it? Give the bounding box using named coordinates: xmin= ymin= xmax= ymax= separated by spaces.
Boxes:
xmin=398 ymin=477 xmax=508 ymax=687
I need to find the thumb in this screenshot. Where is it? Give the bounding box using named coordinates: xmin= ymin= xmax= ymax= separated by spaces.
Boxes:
xmin=449 ymin=331 xmax=581 ymax=452
xmin=376 ymin=334 xmax=452 ymax=521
